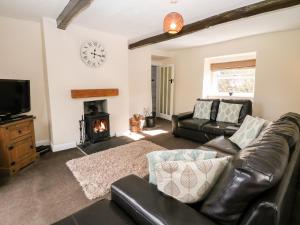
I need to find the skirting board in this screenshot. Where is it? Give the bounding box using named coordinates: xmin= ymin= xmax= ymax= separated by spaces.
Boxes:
xmin=50 ymin=131 xmax=125 ymax=152
xmin=51 ymin=142 xmax=77 ymax=152
xmin=36 ymin=139 xmax=50 ymax=147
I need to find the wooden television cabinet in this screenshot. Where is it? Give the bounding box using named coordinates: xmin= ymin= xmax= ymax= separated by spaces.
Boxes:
xmin=0 ymin=116 xmax=37 ymax=175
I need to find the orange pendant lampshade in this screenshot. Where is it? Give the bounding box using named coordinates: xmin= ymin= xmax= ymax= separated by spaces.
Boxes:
xmin=163 ymin=12 xmax=184 ymax=34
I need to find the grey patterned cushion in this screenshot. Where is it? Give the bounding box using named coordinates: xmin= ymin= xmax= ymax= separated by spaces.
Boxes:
xmin=229 ymin=115 xmax=266 ymax=149
xmin=216 ymin=102 xmax=243 ymax=123
xmin=193 ymin=101 xmax=213 ymax=120
xmin=155 ymin=157 xmax=231 ymax=203
xmin=147 ymin=150 xmax=217 ymax=185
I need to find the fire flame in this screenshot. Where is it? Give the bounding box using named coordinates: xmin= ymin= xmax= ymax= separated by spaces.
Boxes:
xmin=94 ymin=121 xmax=107 ymax=133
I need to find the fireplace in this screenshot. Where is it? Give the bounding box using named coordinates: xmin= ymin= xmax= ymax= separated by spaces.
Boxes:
xmin=84 ymin=112 xmax=110 ymax=143
xmin=82 ymin=100 xmax=110 ymax=143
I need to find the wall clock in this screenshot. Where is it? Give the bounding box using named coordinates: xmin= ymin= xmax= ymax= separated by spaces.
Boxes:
xmin=80 ymin=40 xmax=106 ymax=68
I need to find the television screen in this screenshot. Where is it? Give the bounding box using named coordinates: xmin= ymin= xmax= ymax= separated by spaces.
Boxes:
xmin=0 ymin=79 xmax=30 ymax=116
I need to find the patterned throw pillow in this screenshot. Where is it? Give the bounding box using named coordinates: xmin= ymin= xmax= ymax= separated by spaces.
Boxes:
xmin=155 ymin=157 xmax=231 ymax=203
xmin=193 ymin=101 xmax=213 ymax=120
xmin=216 ymin=102 xmax=243 ymax=123
xmin=147 ymin=150 xmax=217 ymax=185
xmin=229 ymin=115 xmax=266 ymax=149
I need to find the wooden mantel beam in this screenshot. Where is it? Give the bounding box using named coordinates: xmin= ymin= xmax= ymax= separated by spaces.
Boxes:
xmin=71 ymin=89 xmax=119 ymax=98
xmin=129 ymin=0 xmax=300 ymax=49
xmin=57 ymin=0 xmax=93 ymax=30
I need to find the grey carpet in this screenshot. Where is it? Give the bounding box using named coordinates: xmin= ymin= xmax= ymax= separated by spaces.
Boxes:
xmin=4 ymin=118 xmax=300 ymax=225
xmin=0 ymin=118 xmax=200 ymax=225
xmin=0 ymin=149 xmax=99 ymax=225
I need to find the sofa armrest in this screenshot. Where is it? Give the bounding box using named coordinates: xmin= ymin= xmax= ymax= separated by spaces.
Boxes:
xmin=173 ymin=111 xmax=194 ymax=121
xmin=53 ymin=200 xmax=137 ymax=225
xmin=172 ymin=112 xmax=193 ymax=135
xmin=111 ymin=175 xmax=217 ymax=225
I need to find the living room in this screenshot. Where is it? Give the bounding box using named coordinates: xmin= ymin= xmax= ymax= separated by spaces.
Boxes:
xmin=0 ymin=0 xmax=300 ymax=225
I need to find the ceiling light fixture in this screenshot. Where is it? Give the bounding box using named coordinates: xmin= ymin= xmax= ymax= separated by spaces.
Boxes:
xmin=163 ymin=0 xmax=184 ymax=34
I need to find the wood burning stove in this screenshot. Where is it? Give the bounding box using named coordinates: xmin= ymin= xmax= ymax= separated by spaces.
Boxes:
xmin=84 ymin=112 xmax=110 ymax=143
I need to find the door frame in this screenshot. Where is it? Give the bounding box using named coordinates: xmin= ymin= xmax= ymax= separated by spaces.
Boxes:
xmin=156 ymin=64 xmax=175 ymax=121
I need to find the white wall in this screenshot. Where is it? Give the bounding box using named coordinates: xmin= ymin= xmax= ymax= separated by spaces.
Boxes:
xmin=42 ymin=18 xmax=129 ymax=151
xmin=172 ymin=29 xmax=300 ymax=121
xmin=0 ymin=16 xmax=50 ymax=145
xmin=128 ymin=48 xmax=174 ymax=116
xmin=128 ymin=47 xmax=152 ymax=115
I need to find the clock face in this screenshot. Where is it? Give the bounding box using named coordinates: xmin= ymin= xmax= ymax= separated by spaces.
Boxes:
xmin=80 ymin=41 xmax=106 ymax=67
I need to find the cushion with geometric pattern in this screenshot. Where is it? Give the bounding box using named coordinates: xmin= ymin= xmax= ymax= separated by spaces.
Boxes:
xmin=155 ymin=157 xmax=231 ymax=203
xmin=216 ymin=102 xmax=243 ymax=123
xmin=229 ymin=115 xmax=265 ymax=149
xmin=193 ymin=100 xmax=213 ymax=120
xmin=147 ymin=150 xmax=217 ymax=185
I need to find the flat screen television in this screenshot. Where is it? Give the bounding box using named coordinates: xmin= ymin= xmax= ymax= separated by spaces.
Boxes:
xmin=0 ymin=79 xmax=30 ymax=116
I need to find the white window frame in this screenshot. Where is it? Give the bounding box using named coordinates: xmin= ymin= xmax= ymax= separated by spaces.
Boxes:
xmin=203 ymin=54 xmax=257 ymax=100
xmin=210 ymin=68 xmax=256 ymax=98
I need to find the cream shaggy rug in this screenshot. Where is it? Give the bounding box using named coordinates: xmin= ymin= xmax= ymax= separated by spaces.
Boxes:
xmin=66 ymin=140 xmax=166 ymax=200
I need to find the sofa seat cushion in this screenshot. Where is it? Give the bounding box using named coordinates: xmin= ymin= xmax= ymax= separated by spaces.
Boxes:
xmin=201 ymin=121 xmax=237 ymax=136
xmin=203 ymin=136 xmax=241 ymax=156
xmin=178 ymin=118 xmax=210 ymax=131
xmin=111 ymin=175 xmax=218 ymax=225
xmin=53 ymin=200 xmax=136 ymax=225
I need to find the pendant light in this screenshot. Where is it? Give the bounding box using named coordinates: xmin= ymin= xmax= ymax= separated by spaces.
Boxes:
xmin=163 ymin=0 xmax=184 ymax=34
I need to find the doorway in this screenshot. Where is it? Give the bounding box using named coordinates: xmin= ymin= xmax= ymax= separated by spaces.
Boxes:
xmin=151 ymin=64 xmax=175 ymax=120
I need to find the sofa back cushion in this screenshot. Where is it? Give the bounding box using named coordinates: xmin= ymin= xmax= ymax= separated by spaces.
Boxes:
xmin=238 ymin=141 xmax=300 ymax=225
xmin=222 ymin=99 xmax=252 ymax=123
xmin=196 ymin=99 xmax=220 ymax=121
xmin=279 ymin=112 xmax=300 ymax=128
xmin=258 ymin=120 xmax=299 ymax=148
xmin=193 ymin=100 xmax=213 ymax=120
xmin=195 ymin=99 xmax=252 ymax=123
xmin=200 ymin=121 xmax=291 ymax=225
xmin=216 ymin=102 xmax=243 ymax=124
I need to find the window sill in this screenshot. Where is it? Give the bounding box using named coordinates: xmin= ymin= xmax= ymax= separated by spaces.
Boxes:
xmin=206 ymin=95 xmax=254 ymax=101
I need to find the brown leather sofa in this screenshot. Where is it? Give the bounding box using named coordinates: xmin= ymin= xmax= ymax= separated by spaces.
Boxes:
xmin=172 ymin=99 xmax=252 ymax=143
xmin=54 ymin=113 xmax=300 ymax=225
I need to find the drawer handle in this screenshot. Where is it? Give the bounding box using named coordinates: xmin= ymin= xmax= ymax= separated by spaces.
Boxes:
xmin=11 ymin=161 xmax=16 ymax=166
xmin=30 ymin=145 xmax=34 ymax=149
xmin=18 ymin=130 xmax=22 ymax=134
xmin=8 ymin=145 xmax=14 ymax=150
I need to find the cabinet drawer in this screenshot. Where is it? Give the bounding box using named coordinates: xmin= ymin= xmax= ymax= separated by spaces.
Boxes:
xmin=10 ymin=154 xmax=36 ymax=175
xmin=9 ymin=137 xmax=35 ymax=163
xmin=8 ymin=122 xmax=32 ymax=140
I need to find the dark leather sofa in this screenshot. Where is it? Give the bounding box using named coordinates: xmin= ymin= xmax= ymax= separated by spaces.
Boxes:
xmin=172 ymin=99 xmax=252 ymax=143
xmin=54 ymin=113 xmax=300 ymax=225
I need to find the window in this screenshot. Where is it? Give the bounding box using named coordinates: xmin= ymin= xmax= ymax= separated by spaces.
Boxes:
xmin=209 ymin=59 xmax=256 ymax=98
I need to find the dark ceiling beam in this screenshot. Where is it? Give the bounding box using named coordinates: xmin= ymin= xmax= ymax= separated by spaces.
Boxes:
xmin=129 ymin=0 xmax=300 ymax=49
xmin=57 ymin=0 xmax=93 ymax=30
